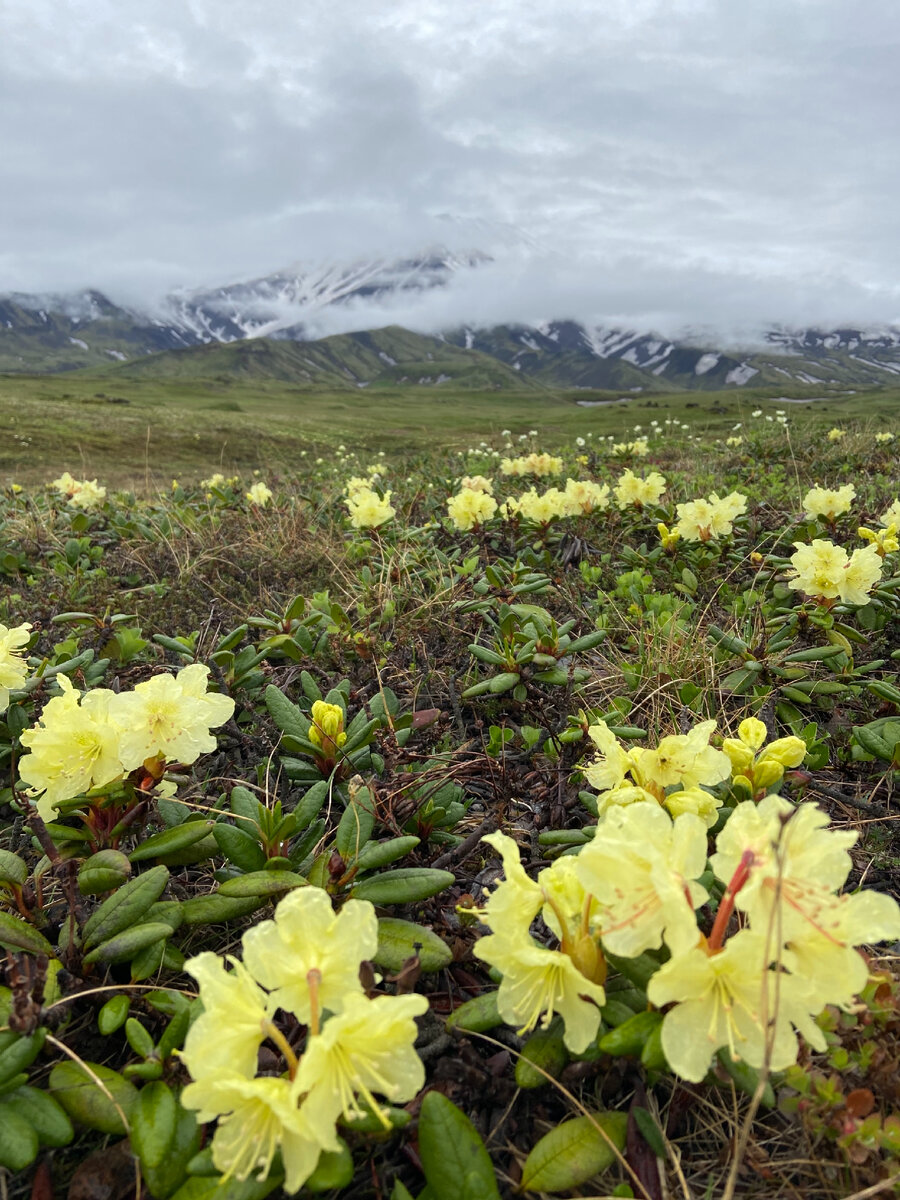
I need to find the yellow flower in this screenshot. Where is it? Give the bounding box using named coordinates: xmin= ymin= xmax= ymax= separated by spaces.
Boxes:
xmin=787 ymin=539 xmax=882 ymax=606
xmin=50 ymin=471 xmax=80 ymax=497
xmin=446 ymin=489 xmax=498 ymax=530
xmin=582 ymin=720 xmax=633 ymax=793
xmin=826 ymin=427 xmax=846 ymax=442
xmin=201 ymin=472 xmax=227 ymax=489
xmin=181 ymin=1074 xmax=323 ymax=1192
xmin=241 ymin=888 xmax=376 ymax=1025
xmin=646 ymin=931 xmax=813 ymax=1082
xmin=473 ymin=832 xmax=606 ymax=1052
xmin=459 ymin=475 xmax=494 ymax=494
xmin=575 ymin=804 xmax=709 ymax=959
xmin=246 ymin=481 xmax=273 ymax=507
xmin=881 ymin=499 xmax=900 ymax=528
xmin=18 ymin=676 xmax=124 ymax=819
xmin=294 ymin=992 xmax=428 ymax=1145
xmin=68 ymin=479 xmax=107 ymax=510
xmin=613 ymin=468 xmax=667 ymax=510
xmin=181 ymin=952 xmax=273 ymax=1080
xmin=726 ymin=435 xmax=743 ymax=448
xmin=722 ymin=718 xmax=806 ymax=798
xmin=0 ymin=621 xmax=31 ymax=712
xmin=499 ymin=453 xmax=563 ymax=478
xmin=307 ymin=700 xmax=347 ymax=759
xmin=632 ymin=720 xmax=731 ymax=793
xmin=657 ymin=522 xmax=681 ymax=552
xmin=674 ymin=498 xmax=718 ymax=542
xmin=803 ymin=484 xmax=855 ymax=521
xmin=875 ymin=432 xmax=894 ymax=444
xmin=110 ymin=663 xmax=235 ymax=771
xmin=345 ymin=487 xmax=395 ymax=529
xmin=562 ymin=477 xmax=610 ymax=515
xmin=859 ymin=524 xmax=899 ymax=556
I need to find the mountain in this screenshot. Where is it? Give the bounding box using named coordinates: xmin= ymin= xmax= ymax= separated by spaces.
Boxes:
xmin=4 ymin=250 xmax=900 ymax=391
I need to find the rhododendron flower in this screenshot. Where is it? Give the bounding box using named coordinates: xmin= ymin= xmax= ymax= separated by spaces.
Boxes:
xmin=613 ymin=468 xmax=667 ymax=509
xmin=881 ymin=499 xmax=900 ymax=528
xmin=472 ymin=832 xmax=606 ymax=1052
xmin=562 ymin=478 xmax=610 ymax=515
xmin=307 ymin=700 xmax=346 ymax=759
xmin=294 ymin=992 xmax=428 ymax=1145
xmin=803 ymin=484 xmax=855 ymax=521
xmin=242 ymin=887 xmax=376 ymax=1025
xmin=345 ymin=486 xmax=395 ymax=528
xmin=787 ymin=539 xmax=882 ymax=606
xmin=859 ymin=524 xmax=899 ymax=556
xmin=245 ymin=481 xmax=273 ymax=506
xmin=0 ymin=621 xmax=31 ymax=712
xmin=875 ymin=432 xmax=895 ymax=444
xmin=18 ymin=676 xmax=124 ymax=819
xmin=826 ymin=428 xmax=846 ymax=441
xmin=575 ymin=804 xmax=708 ymax=958
xmin=446 ymin=488 xmax=498 ymax=530
xmin=181 ymin=1074 xmax=323 ymax=1191
xmin=499 ymin=453 xmax=563 ymax=478
xmin=632 ymin=721 xmax=731 ymax=793
xmin=51 ymin=471 xmax=80 ymax=497
xmin=722 ymin=718 xmax=807 ymax=797
xmin=646 ymin=931 xmax=819 ymax=1082
xmin=68 ymin=479 xmax=107 ymax=510
xmin=111 ymin=663 xmax=235 ymax=770
xmin=181 ymin=953 xmax=273 ymax=1080
xmin=459 ymin=474 xmax=493 ymax=494
xmin=673 ymin=492 xmax=746 ymax=542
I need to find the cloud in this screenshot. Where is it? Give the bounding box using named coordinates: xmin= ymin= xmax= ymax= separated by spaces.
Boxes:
xmin=2 ymin=0 xmax=900 ymax=332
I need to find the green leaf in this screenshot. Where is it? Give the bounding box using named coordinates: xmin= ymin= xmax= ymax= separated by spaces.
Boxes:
xmin=354 ymin=836 xmax=421 ymax=871
xmin=213 ymin=824 xmax=267 ymax=873
xmin=217 ymin=871 xmax=307 ymax=898
xmin=0 ymin=1086 xmax=73 ymax=1148
xmin=170 ymin=1173 xmax=283 ymax=1200
xmin=98 ymin=994 xmax=131 ymax=1035
xmin=125 ymin=1017 xmax=156 ymax=1060
xmin=83 ymin=922 xmax=173 ymax=965
xmin=306 ymin=1138 xmax=354 ymax=1191
xmin=0 ymin=1106 xmax=38 ymax=1170
xmin=515 ymin=1025 xmax=568 ymax=1089
xmin=265 ymin=684 xmax=309 ymax=740
xmin=418 ymin=1091 xmax=500 ymax=1200
xmin=131 ymin=1081 xmax=177 ymax=1170
xmin=129 ymin=822 xmax=215 ymax=863
xmin=520 ymin=1111 xmax=628 ymax=1194
xmin=0 ymin=850 xmax=27 ymax=888
xmin=142 ymin=1100 xmax=202 ymax=1199
xmin=49 ymin=1060 xmax=138 ymax=1136
xmin=349 ymin=868 xmax=454 ymax=904
xmin=336 ymin=786 xmax=377 ymax=861
xmin=632 ymin=1107 xmax=666 ymax=1159
xmin=0 ymin=911 xmax=54 ymax=956
xmin=78 ymin=849 xmax=132 ymax=895
xmin=83 ymin=864 xmax=169 ymax=949
xmin=445 ymin=992 xmax=502 ymax=1033
xmin=180 ymin=894 xmax=266 ymax=925
xmin=374 ymin=917 xmax=452 ymax=974
xmin=0 ymin=1029 xmax=47 ymax=1087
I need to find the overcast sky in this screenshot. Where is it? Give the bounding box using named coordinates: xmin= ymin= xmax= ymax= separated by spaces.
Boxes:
xmin=3 ymin=0 xmax=900 ymax=336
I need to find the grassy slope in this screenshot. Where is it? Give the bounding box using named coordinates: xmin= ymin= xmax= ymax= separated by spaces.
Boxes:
xmin=1 ymin=367 xmax=898 ymax=488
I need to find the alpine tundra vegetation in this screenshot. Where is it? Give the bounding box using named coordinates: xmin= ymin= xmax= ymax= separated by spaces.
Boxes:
xmin=2 ymin=409 xmax=900 ymax=1199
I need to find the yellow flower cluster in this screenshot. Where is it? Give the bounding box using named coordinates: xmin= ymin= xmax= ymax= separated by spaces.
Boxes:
xmin=583 ymin=719 xmax=731 ymax=826
xmin=50 ymin=472 xmax=107 ymax=509
xmin=803 ymin=484 xmax=855 ymax=521
xmin=477 ymin=790 xmax=900 ymax=1083
xmin=17 ymin=665 xmax=235 ymax=821
xmin=882 ymin=499 xmax=900 ymax=528
xmin=200 ymin=472 xmax=239 ymax=490
xmin=180 ymin=887 xmax=427 ymax=1192
xmin=827 ymin=427 xmax=846 ymax=441
xmin=446 ymin=488 xmax=498 ymax=530
xmin=611 ymin=438 xmax=649 ymax=457
xmin=787 ymin=539 xmax=882 ymax=606
xmin=858 ymin=523 xmax=899 ymax=557
xmin=613 ymin=468 xmax=667 ymax=510
xmin=503 ymin=478 xmax=610 ymax=524
xmin=722 ymin=717 xmax=807 ymax=799
xmin=458 ymin=475 xmax=493 ymax=494
xmin=725 ymin=435 xmax=743 ymax=448
xmin=499 ymin=453 xmax=563 ymax=478
xmin=875 ymin=432 xmax=895 ymax=444
xmin=344 ymin=486 xmax=395 ymax=529
xmin=307 ymin=700 xmax=347 ymax=761
xmin=245 ymin=481 xmax=273 ymax=507
xmin=674 ymin=491 xmax=747 ymax=542
xmin=0 ymin=621 xmax=31 ymax=712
